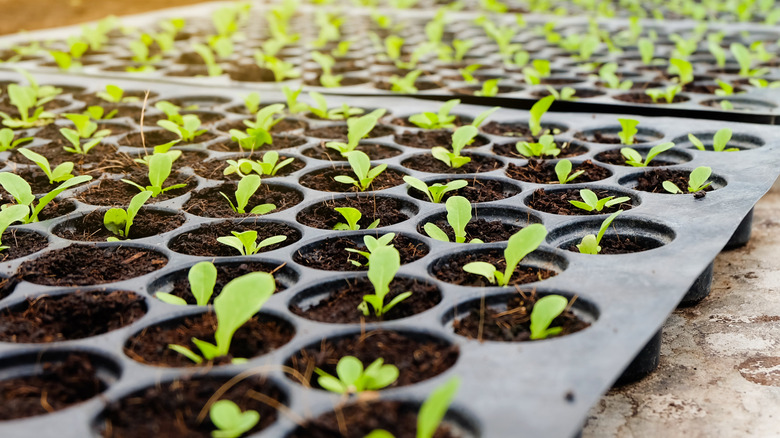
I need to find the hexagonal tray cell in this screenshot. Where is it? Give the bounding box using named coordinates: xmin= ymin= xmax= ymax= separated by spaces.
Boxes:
xmin=406 ymin=175 xmax=522 ymax=204
xmin=417 ymin=205 xmax=540 ymax=243
xmin=183 ymin=181 xmax=304 ymax=218
xmin=293 ymin=231 xmax=428 ymax=271
xmin=620 ymin=167 xmax=728 ymax=195
xmin=298 ymin=164 xmax=407 ymax=192
xmin=493 ymin=138 xmax=589 ymax=160
xmin=52 ymin=207 xmax=185 ymax=241
xmin=525 ymin=186 xmax=639 ymax=216
xmin=671 ymin=131 xmax=766 ymax=152
xmin=594 ymin=146 xmax=693 ymax=167
xmin=167 ymin=219 xmax=301 ymax=257
xmin=0 ymin=227 xmax=48 ymax=262
xmin=506 ymin=159 xmax=612 ymax=184
xmin=547 ymin=216 xmax=676 ymax=255
xmin=296 ymin=193 xmax=418 ymax=230
xmin=574 ymin=126 xmax=665 ymax=144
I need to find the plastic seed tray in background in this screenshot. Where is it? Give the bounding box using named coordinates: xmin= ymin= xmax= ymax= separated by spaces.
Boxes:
xmin=0 ymin=71 xmax=779 ymax=437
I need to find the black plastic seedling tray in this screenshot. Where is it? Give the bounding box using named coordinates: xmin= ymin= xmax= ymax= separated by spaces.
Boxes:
xmin=0 ymin=70 xmax=779 ymax=437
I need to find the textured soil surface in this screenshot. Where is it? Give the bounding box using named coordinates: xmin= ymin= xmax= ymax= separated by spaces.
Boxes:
xmin=432 ymin=248 xmax=558 ymax=287
xmin=294 ymin=234 xmax=428 ymax=270
xmin=167 ymin=220 xmax=299 ymax=257
xmin=527 ymin=188 xmax=633 ymax=215
xmin=297 ymin=195 xmax=413 ymax=229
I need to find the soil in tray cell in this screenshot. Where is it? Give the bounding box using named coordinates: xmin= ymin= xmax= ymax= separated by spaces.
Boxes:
xmin=217 ymin=118 xmax=308 ymax=134
xmin=297 ymin=195 xmax=413 ymax=229
xmin=402 ymin=153 xmax=503 ymax=174
xmin=527 ymin=188 xmax=633 ymax=215
xmin=76 ymin=171 xmax=193 ymax=206
xmin=0 ymin=229 xmax=48 ymax=262
xmin=595 ymin=149 xmax=678 ymax=167
xmin=493 ymin=140 xmax=588 ymax=159
xmin=192 ymin=154 xmax=305 ymax=181
xmin=302 ymin=142 xmax=401 ymax=160
xmin=168 ymin=220 xmax=300 ymax=257
xmin=120 ymin=129 xmax=219 ymax=148
xmin=574 ymin=129 xmax=663 ymax=145
xmin=207 ymin=134 xmax=308 ymax=152
xmin=407 ymin=178 xmax=519 ymax=203
xmin=481 ymin=121 xmax=569 ymax=141
xmin=0 ymin=277 xmax=17 ymax=300
xmin=393 ymin=129 xmax=489 ymax=149
xmin=506 ymin=159 xmax=611 ymax=184
xmin=433 ymin=248 xmax=558 ymax=287
xmin=563 ymin=234 xmax=664 ymax=255
xmin=389 ymin=115 xmax=472 ymax=128
xmin=294 ymin=234 xmax=428 ymax=271
xmin=0 ymin=196 xmax=76 ymax=222
xmin=304 ymin=124 xmax=396 ymax=140
xmin=183 ymin=183 xmax=303 ymax=218
xmin=11 ymin=142 xmax=120 ymax=168
xmin=54 ymin=209 xmax=185 ymax=241
xmin=298 ymin=166 xmax=406 ymax=192
xmin=633 ymin=168 xmax=715 ymax=197
xmin=418 ymin=218 xmax=521 ymax=243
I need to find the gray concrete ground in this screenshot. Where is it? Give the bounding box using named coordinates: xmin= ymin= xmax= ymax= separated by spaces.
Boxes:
xmin=583 ymin=180 xmax=780 ymax=438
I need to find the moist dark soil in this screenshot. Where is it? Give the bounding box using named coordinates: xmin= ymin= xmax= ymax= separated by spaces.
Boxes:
xmin=298 ymin=166 xmax=406 ymax=192
xmin=303 ymin=142 xmax=401 ymax=160
xmin=393 ymin=129 xmax=489 ymax=149
xmin=374 ymin=80 xmax=442 ymax=91
xmin=493 ymin=140 xmax=588 ymax=159
xmin=0 ymin=229 xmax=48 ymax=262
xmin=297 ymin=195 xmax=412 ymax=229
xmin=0 ymin=353 xmax=106 ymax=420
xmin=530 ymin=88 xmax=605 ymax=99
xmin=119 ymin=129 xmax=219 ymax=147
xmin=0 ymin=197 xmax=76 ymax=222
xmin=192 ymin=155 xmax=304 ymax=180
xmin=407 ymin=178 xmax=517 ymax=203
xmin=207 ymin=134 xmax=307 ymax=152
xmin=0 ymin=276 xmax=17 ymax=300
xmin=573 ymin=130 xmax=662 ymax=144
xmin=76 ymin=171 xmax=193 ymax=206
xmin=143 ymin=111 xmax=226 ymax=126
xmin=99 ymin=376 xmax=282 ymax=438
xmin=420 ymin=218 xmax=521 ymax=243
xmin=227 ymin=64 xmax=277 ymax=82
xmin=481 ymin=121 xmax=567 ymax=141
xmin=287 ymin=330 xmax=458 ymax=389
xmin=613 ymin=93 xmax=690 ymax=104
xmin=216 ymin=118 xmax=308 ymax=134
xmin=506 ymin=159 xmax=611 ymax=184
xmin=168 ymin=220 xmax=299 ymax=257
xmin=2 ymin=165 xmax=70 ymax=194
xmin=157 ymin=261 xmax=291 ymax=305
xmin=0 ymin=99 xmax=69 ymax=119
xmin=124 ymin=312 xmax=294 ymax=367
xmin=0 ymin=290 xmax=146 ymax=342
xmin=76 ymin=91 xmax=157 ymax=107
xmin=290 ymin=276 xmax=440 ymax=323
xmin=304 ymin=124 xmax=396 ymax=140
xmin=33 ymin=122 xmax=132 ymax=142
xmin=183 ymin=183 xmax=303 ymax=218
xmin=527 ymin=188 xmax=633 ymax=215
xmin=453 ymin=292 xmax=590 ymax=342
xmin=16 ymin=244 xmax=167 ymax=286
xmin=53 ymin=208 xmax=185 ymax=241
xmin=432 ymin=248 xmax=557 ymax=287
xmin=634 ymin=168 xmax=713 ymax=197
xmin=402 ymin=153 xmax=503 ymax=174
xmin=389 ymin=115 xmax=471 ymax=128
xmin=293 ymin=234 xmax=428 ymax=271
xmin=10 ymin=141 xmax=119 ymax=168
xmin=287 ymin=400 xmax=460 ymax=438
xmin=565 ymin=234 xmax=664 ymax=254
xmin=451 ymin=85 xmax=520 ymax=95
xmin=594 ymin=149 xmax=677 ymax=166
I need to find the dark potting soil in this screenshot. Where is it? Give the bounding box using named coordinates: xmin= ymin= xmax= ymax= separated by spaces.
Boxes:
xmin=287 ymin=330 xmax=458 ymax=389
xmin=119 ymin=130 xmax=219 ymax=148
xmin=2 ymin=165 xmax=69 ymax=195
xmin=99 ymin=376 xmax=282 ymax=438
xmin=0 ymin=99 xmax=69 ymax=119
xmin=0 ymin=229 xmax=48 ymax=262
xmin=76 ymin=90 xmax=157 ymax=108
xmin=53 ymin=208 xmax=185 ymax=241
xmin=594 ymin=149 xmax=676 ymax=166
xmin=0 ymin=353 xmax=106 ymax=420
xmin=492 ymin=140 xmax=588 ymax=159
xmin=481 ymin=121 xmax=567 ymax=141
xmin=389 ymin=115 xmax=471 ymax=128
xmin=506 ymin=159 xmax=611 ymax=184
xmin=0 ymin=197 xmax=76 ymax=222
xmin=227 ymin=64 xmax=277 ymax=82
xmin=76 ymin=171 xmax=194 ymax=206
xmin=527 ymin=188 xmax=632 ymax=215
xmin=432 ymin=248 xmax=557 ymax=287
xmin=407 ymin=178 xmax=517 ymax=203
xmin=612 ymin=93 xmax=690 ymax=104
xmin=124 ymin=312 xmax=294 ymax=367
xmin=565 ymin=234 xmax=664 ymax=254
xmin=287 ymin=400 xmax=460 ymax=438
xmin=296 ymin=195 xmax=412 ymax=229
xmin=168 ymin=220 xmax=299 ymax=257
xmin=393 ymin=129 xmax=489 ymax=149
xmin=302 ymin=142 xmax=401 ymax=161
xmin=303 ymin=76 xmax=370 ymax=87
xmin=143 ymin=112 xmax=226 ymax=127
xmin=183 ymin=183 xmax=303 ymax=218
xmin=0 ymin=290 xmax=146 ymax=343
xmin=293 ymin=234 xmax=428 ymax=271
xmin=16 ymin=244 xmax=167 ymax=286
xmin=298 ymin=166 xmax=406 ymax=192
xmin=11 ymin=141 xmax=119 ymax=168
xmin=374 ymin=80 xmax=442 ymax=91
xmin=33 ymin=122 xmax=132 ymax=142
xmin=402 ymin=153 xmax=503 ymax=174
xmin=192 ymin=155 xmax=305 ymax=181
xmin=215 ymin=118 xmax=308 ymax=134
xmin=304 ymin=124 xmax=396 ymax=140
xmin=573 ymin=130 xmax=660 ymax=144
xmin=290 ymin=276 xmax=440 ymax=323
xmin=207 ymin=134 xmax=307 ymax=152
xmin=453 ymin=293 xmax=590 ymax=342
xmin=634 ymin=168 xmax=713 ymax=197
xmin=0 ymin=277 xmax=17 ymax=300
xmin=419 ymin=218 xmax=521 ymax=243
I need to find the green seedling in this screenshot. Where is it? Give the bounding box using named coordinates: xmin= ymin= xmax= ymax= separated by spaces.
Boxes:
xmin=748 ymin=78 xmax=780 ymax=88
xmin=452 ymin=39 xmax=474 ymax=62
xmin=357 ymin=246 xmax=411 ymax=317
xmin=621 ymin=142 xmax=675 ymax=167
xmin=403 ymin=176 xmax=467 ymax=203
xmin=554 ymin=159 xmax=583 ymax=184
xmin=192 ymin=43 xmax=223 ymax=77
xmin=637 ymin=38 xmax=655 ymax=65
xmin=16 ymin=148 xmax=74 ymax=184
xmin=598 ymin=63 xmax=633 ymax=90
xmin=663 ymin=166 xmax=713 ymax=194
xmin=168 ymin=272 xmax=275 ymax=364
xmin=569 ymin=189 xmax=629 ymax=212
xmin=617 ymin=118 xmax=639 ymax=145
xmin=708 ymin=40 xmax=727 ymax=68
xmin=255 ymin=54 xmax=300 ymax=82
xmin=60 ymin=113 xmax=111 ymax=155
xmin=315 ymin=356 xmax=399 ymax=394
xmin=84 ymin=105 xmax=117 ymax=120
xmin=668 ymin=58 xmax=693 ymax=84
xmin=0 ymin=84 xmax=56 ymax=128
xmin=334 ymin=207 xmax=379 ymax=231
xmin=0 ymin=204 xmax=31 ymax=251
xmin=158 ymin=114 xmax=207 ymax=142
xmin=345 ymin=233 xmax=395 ymax=267
xmin=308 ymin=93 xmax=365 ymax=121
xmin=431 ymin=125 xmax=477 ymax=169
xmin=522 ymin=59 xmax=552 ymax=85
xmin=0 ymin=173 xmax=92 ymax=223
xmin=470 ymin=107 xmax=500 ymax=129
xmin=217 ymin=230 xmax=287 ymax=256
xmin=229 ymin=103 xmax=285 ymax=150
xmin=463 ymin=224 xmax=547 ymax=286
xmin=415 ymin=377 xmax=460 ymax=438
xmin=474 ymin=78 xmax=499 ymax=97
xmin=224 ymin=151 xmax=294 ymax=177
xmin=529 ymin=96 xmax=555 ymax=137
xmin=408 ymin=99 xmax=459 ymax=129
xmin=576 ymin=210 xmax=622 ymax=254
xmin=0 ymin=128 xmax=32 ymax=151
xmin=133 ymin=140 xmax=182 ymax=166
xmin=423 ymin=196 xmax=483 ymax=244
xmin=731 ymin=43 xmax=769 ymax=77
xmin=122 ymin=153 xmax=186 ymax=197
xmin=103 ymin=190 xmax=153 ymax=241
xmin=209 ymin=399 xmax=259 ymax=438
xmin=219 ymin=175 xmax=276 ymax=215
xmin=459 ymin=64 xmax=481 ymax=83
xmin=244 ymin=92 xmax=261 ymax=114
xmin=645 ymin=85 xmax=682 ymax=104
xmin=688 ymin=128 xmax=737 ymax=152
xmin=389 ymin=70 xmax=422 ymax=94
xmin=515 ymin=134 xmax=560 ymax=158
xmin=155 ymin=101 xmax=185 ymax=125
xmin=96 ymin=84 xmax=139 ymax=103
xmin=156 ymin=261 xmax=218 ymax=306
xmin=334 ymin=151 xmax=388 ymax=192
xmin=544 ymin=86 xmax=576 ymax=101
xmin=325 ymin=110 xmax=386 ymax=156
xmin=282 ymin=86 xmax=307 ymax=114
xmin=311 ymin=51 xmax=342 ymax=88
xmin=529 ymin=295 xmax=569 ymax=340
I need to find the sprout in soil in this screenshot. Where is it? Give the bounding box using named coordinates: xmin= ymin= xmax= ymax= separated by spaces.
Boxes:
xmin=423 ymin=195 xmax=483 ymax=244
xmin=0 ymin=204 xmax=30 ymax=251
xmin=403 ymin=176 xmax=467 ymax=203
xmin=663 ymin=166 xmax=713 ymax=194
xmin=358 ymin=245 xmax=411 ymax=317
xmin=530 ymin=294 xmax=569 ymax=340
xmin=308 ymin=92 xmax=365 ymax=120
xmin=731 ymin=42 xmax=769 ymax=77
xmin=637 ymin=38 xmax=656 ymax=65
xmin=229 ymin=103 xmax=285 ymax=150
xmin=217 ymin=230 xmax=287 ymax=256
xmin=688 ymin=128 xmax=737 ymax=152
xmin=645 ymin=85 xmax=682 ymax=104
xmin=315 ymin=356 xmax=399 ymax=394
xmin=254 ymin=52 xmax=301 ymax=82
xmin=156 ymin=101 xmax=189 ymax=126
xmin=598 ymin=63 xmax=633 ymax=90
xmin=748 ymin=78 xmax=780 ymax=88
xmin=545 ymin=86 xmax=577 ymax=101
xmin=133 ymin=140 xmax=182 ymax=166
xmin=522 ymin=59 xmax=552 ymax=85
xmin=156 ymin=261 xmax=218 ymax=306
xmin=158 ymin=114 xmax=207 ymax=142
xmin=617 ymin=118 xmax=639 ymax=145
xmin=168 ymin=271 xmax=275 ymax=364
xmin=60 ymin=113 xmax=112 ymax=155
xmin=463 ymin=223 xmax=547 ymax=286
xmin=554 ymin=159 xmax=584 ymax=184
xmin=431 ymin=125 xmax=477 ymax=169
xmin=474 ymin=78 xmax=500 ymax=97
xmin=209 ymin=399 xmax=259 ymax=438
xmin=283 ymin=86 xmax=308 ymax=114
xmin=0 ymin=128 xmax=32 ymax=151
xmin=470 ymin=106 xmax=499 ymax=128
xmin=84 ymin=105 xmax=117 ymax=121
xmin=244 ymin=92 xmax=261 ymax=114
xmin=334 ymin=151 xmax=388 ymax=192
xmin=528 ymin=95 xmax=555 ymax=137
xmin=569 ymin=189 xmax=630 ymax=212
xmin=48 ymin=38 xmax=87 ymax=70
xmin=516 ymin=134 xmax=561 ymax=158
xmin=334 ymin=206 xmax=379 ymax=231
xmin=389 ymin=70 xmax=422 ymax=94
xmin=0 ymin=83 xmax=56 ymax=128
xmin=621 ymin=142 xmax=675 ymax=167
xmin=459 ymin=64 xmax=481 ymax=83
xmin=668 ymin=58 xmax=693 ymax=85
xmin=224 ymin=151 xmax=294 ymax=177
xmin=0 ymin=173 xmax=92 ymax=223
xmin=345 ymin=233 xmax=395 ymax=267
xmin=16 ymin=148 xmax=74 ymax=184
xmin=576 ymin=210 xmax=622 ymax=254
xmin=122 ymin=153 xmax=187 ymax=197
xmin=326 ymin=109 xmax=387 ymax=156
xmin=191 ymin=43 xmax=223 ymax=77
xmin=416 ymin=377 xmax=461 ymax=438
xmin=219 ymin=174 xmax=276 ymax=215
xmin=408 ymin=99 xmax=459 ymax=129
xmin=103 ymin=191 xmax=153 ymax=241
xmin=312 ymin=51 xmax=343 ymax=88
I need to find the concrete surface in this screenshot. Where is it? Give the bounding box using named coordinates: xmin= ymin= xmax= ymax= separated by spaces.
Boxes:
xmin=583 ymin=180 xmax=780 ymax=438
